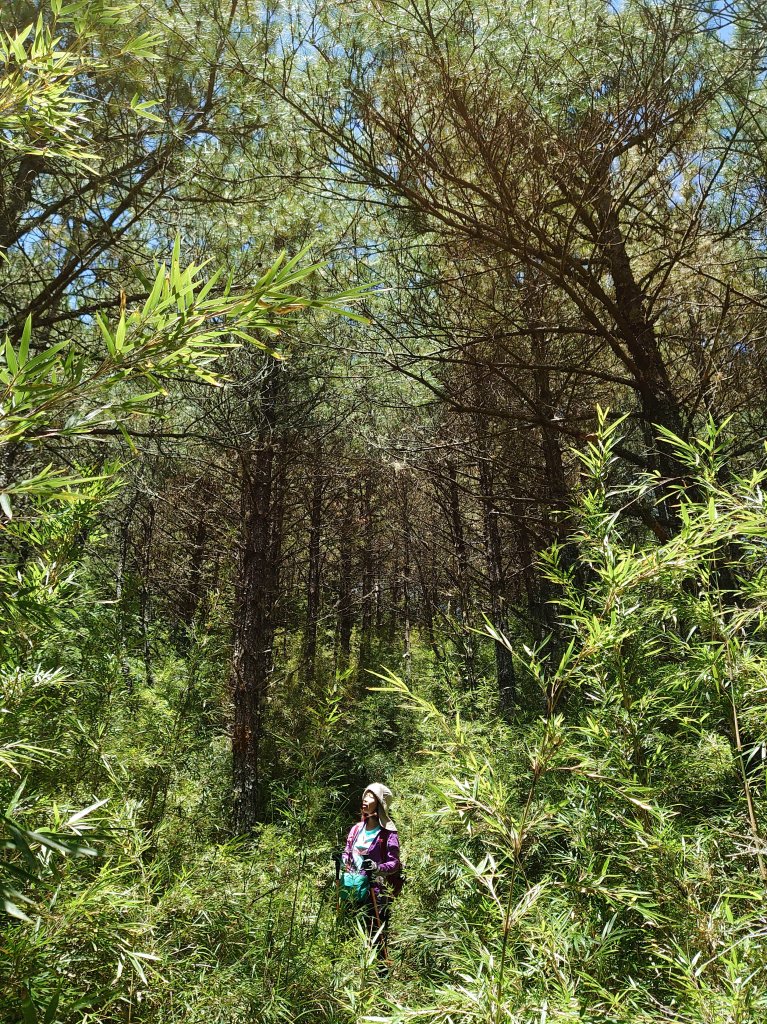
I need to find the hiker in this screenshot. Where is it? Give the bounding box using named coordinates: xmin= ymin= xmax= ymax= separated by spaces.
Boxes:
xmin=341 ymin=783 xmax=401 ymax=952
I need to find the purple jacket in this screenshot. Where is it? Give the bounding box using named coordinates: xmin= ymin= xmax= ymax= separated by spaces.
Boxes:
xmin=343 ymin=821 xmax=401 ymax=896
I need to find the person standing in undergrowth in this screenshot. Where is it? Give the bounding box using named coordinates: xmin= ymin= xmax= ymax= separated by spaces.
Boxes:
xmin=341 ymin=783 xmax=402 ymax=955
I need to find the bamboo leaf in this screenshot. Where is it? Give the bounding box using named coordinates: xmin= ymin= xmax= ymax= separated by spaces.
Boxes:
xmin=19 ymin=315 xmax=32 ymax=364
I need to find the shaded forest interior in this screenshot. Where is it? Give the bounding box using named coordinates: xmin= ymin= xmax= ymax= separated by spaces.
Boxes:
xmin=3 ymin=1 xmax=767 ymax=1022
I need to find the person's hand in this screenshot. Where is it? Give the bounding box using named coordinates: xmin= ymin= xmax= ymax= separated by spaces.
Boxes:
xmin=361 ymin=858 xmax=376 ymax=872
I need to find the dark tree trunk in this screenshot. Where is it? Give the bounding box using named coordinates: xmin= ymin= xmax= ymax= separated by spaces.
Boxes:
xmin=115 ymin=510 xmax=132 ymax=605
xmin=388 ymin=548 xmax=400 ymax=642
xmin=400 ymin=475 xmax=412 ymax=678
xmin=0 ymin=155 xmax=44 ymax=255
xmin=231 ymin=440 xmax=280 ymax=831
xmin=183 ymin=513 xmax=208 ymax=628
xmin=375 ymin=569 xmax=384 ymax=631
xmin=446 ymin=460 xmax=471 ymax=616
xmin=359 ymin=478 xmax=375 ymax=672
xmin=116 ymin=498 xmax=137 ymax=693
xmin=140 ymin=502 xmax=155 ymax=687
xmin=414 ymin=540 xmax=440 ymax=660
xmin=597 ymin=194 xmax=685 ymax=459
xmin=337 ymin=480 xmax=355 ymax=669
xmin=530 ymin=327 xmax=569 ymax=524
xmin=445 ymin=459 xmax=476 ymax=685
xmin=303 ymin=448 xmax=323 ymax=676
xmin=231 ymin=370 xmax=283 ymax=832
xmin=478 ymin=452 xmax=516 ymax=708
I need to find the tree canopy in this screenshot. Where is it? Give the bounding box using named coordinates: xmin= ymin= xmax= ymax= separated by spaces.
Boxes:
xmin=3 ymin=2 xmax=767 ymax=1022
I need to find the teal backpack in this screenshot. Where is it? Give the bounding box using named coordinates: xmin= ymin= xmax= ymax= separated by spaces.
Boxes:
xmin=340 ymin=867 xmax=370 ymax=904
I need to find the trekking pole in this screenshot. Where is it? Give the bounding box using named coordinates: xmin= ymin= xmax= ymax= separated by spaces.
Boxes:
xmin=365 ymin=866 xmax=390 ymax=964
xmin=368 ymin=875 xmax=383 ymax=931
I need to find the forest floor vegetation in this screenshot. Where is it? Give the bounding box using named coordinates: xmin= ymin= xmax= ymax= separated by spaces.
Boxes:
xmin=3 ymin=417 xmax=767 ymax=1024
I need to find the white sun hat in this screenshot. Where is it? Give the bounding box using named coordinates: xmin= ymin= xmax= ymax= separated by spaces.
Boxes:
xmin=364 ymin=782 xmax=397 ymax=832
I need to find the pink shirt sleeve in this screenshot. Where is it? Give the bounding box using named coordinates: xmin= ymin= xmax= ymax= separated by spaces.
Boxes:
xmin=343 ymin=822 xmax=362 ymax=868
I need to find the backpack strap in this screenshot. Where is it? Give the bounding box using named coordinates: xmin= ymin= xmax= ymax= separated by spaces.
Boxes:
xmin=346 ymin=821 xmax=363 ymax=865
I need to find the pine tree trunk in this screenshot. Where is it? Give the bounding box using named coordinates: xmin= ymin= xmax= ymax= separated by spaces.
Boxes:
xmin=337 ymin=481 xmax=355 ymax=669
xmin=359 ymin=478 xmax=375 ymax=672
xmin=446 ymin=460 xmax=476 ymax=686
xmin=140 ymin=502 xmax=155 ymax=687
xmin=478 ymin=455 xmax=516 ymax=708
xmin=231 ymin=369 xmax=284 ymax=831
xmin=231 ymin=440 xmax=279 ymax=831
xmin=400 ymin=475 xmax=412 ymax=679
xmin=303 ymin=451 xmax=323 ymax=676
xmin=183 ymin=513 xmax=207 ymax=629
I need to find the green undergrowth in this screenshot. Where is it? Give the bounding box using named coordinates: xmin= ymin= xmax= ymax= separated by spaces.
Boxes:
xmin=4 ymin=416 xmax=767 ymax=1023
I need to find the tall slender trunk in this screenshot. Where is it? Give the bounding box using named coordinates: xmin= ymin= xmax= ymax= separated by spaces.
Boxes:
xmin=400 ymin=475 xmax=412 ymax=679
xmin=303 ymin=448 xmax=323 ymax=676
xmin=115 ymin=510 xmax=132 ymax=604
xmin=447 ymin=461 xmax=470 ymax=616
xmin=231 ymin=440 xmax=280 ymax=830
xmin=337 ymin=479 xmax=355 ymax=670
xmin=414 ymin=540 xmax=440 ymax=660
xmin=478 ymin=453 xmax=516 ymax=708
xmin=231 ymin=370 xmax=283 ymax=831
xmin=468 ymin=363 xmax=516 ymax=707
xmin=140 ymin=502 xmax=155 ymax=687
xmin=359 ymin=478 xmax=375 ymax=672
xmin=184 ymin=513 xmax=208 ymax=628
xmin=597 ymin=188 xmax=685 ymax=478
xmin=388 ymin=549 xmax=400 ymax=642
xmin=446 ymin=460 xmax=476 ymax=686
xmin=530 ymin=327 xmax=569 ymax=526
xmin=116 ymin=499 xmax=136 ymax=692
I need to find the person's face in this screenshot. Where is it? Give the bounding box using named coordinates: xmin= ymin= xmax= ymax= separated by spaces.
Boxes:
xmin=362 ymin=791 xmax=378 ymax=817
